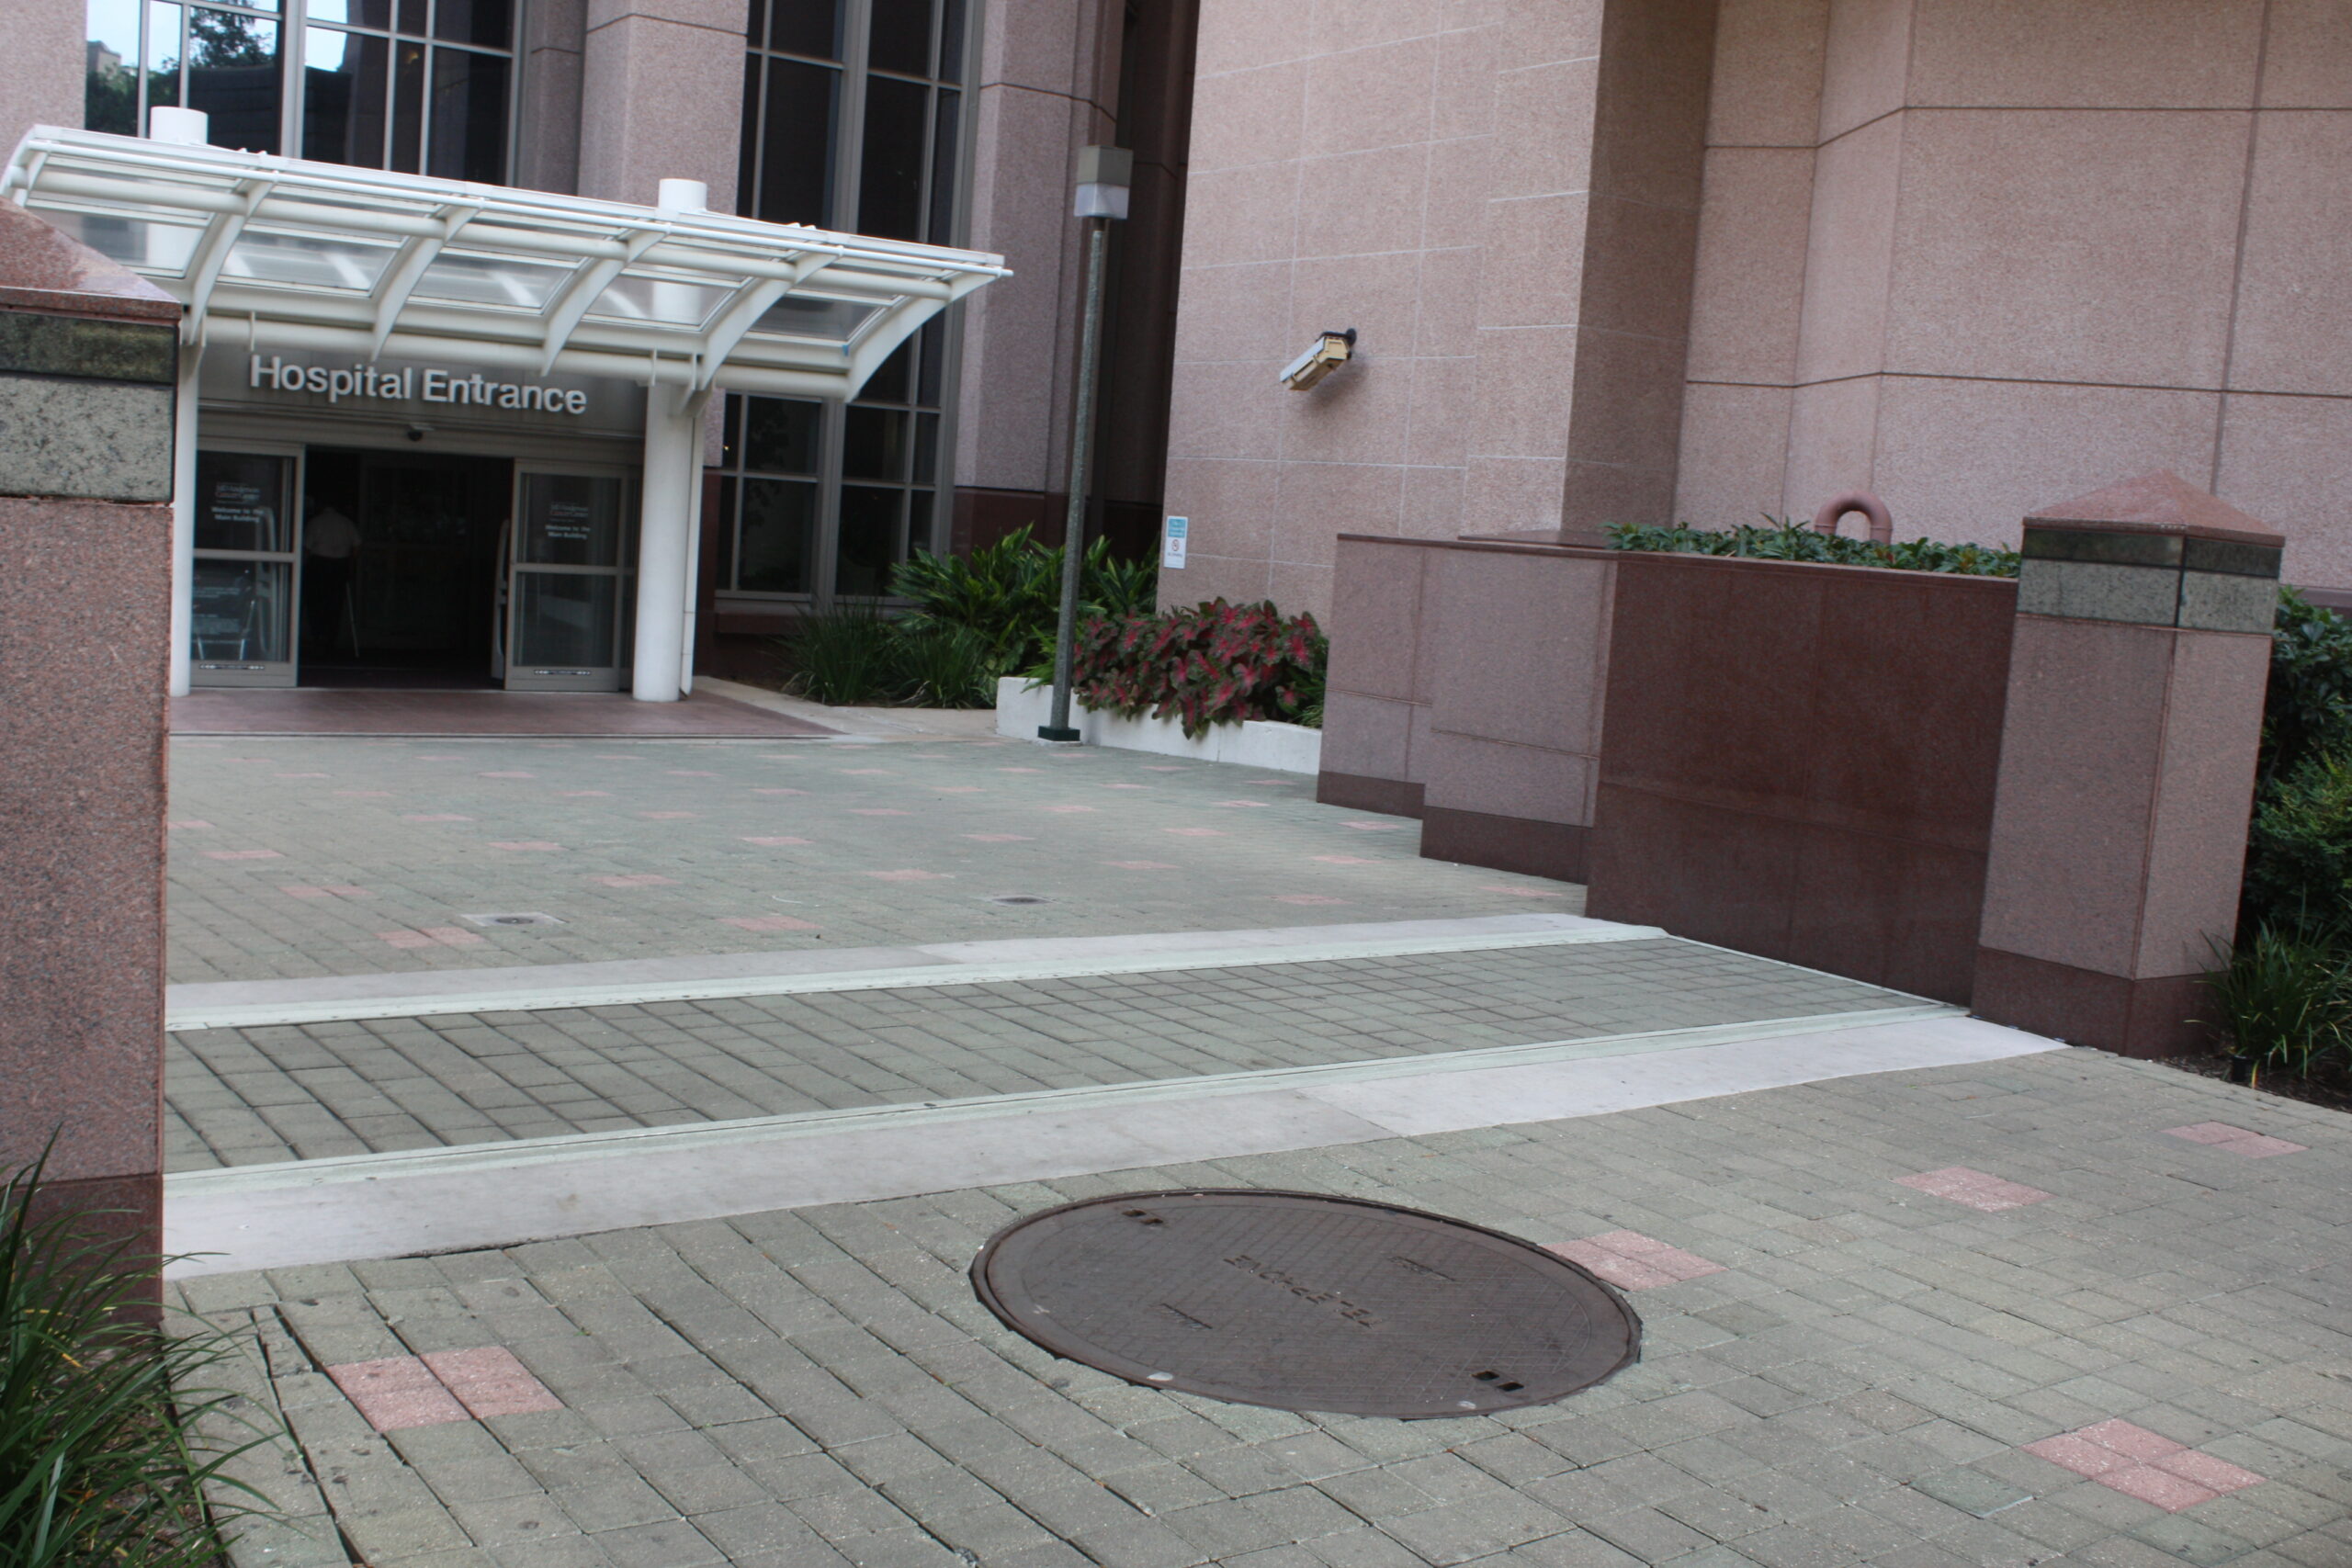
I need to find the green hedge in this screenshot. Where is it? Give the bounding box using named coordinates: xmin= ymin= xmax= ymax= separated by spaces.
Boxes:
xmin=1606 ymin=520 xmax=2020 ymax=577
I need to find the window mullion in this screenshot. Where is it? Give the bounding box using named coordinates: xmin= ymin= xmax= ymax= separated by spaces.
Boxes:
xmin=836 ymin=0 xmax=871 ymax=232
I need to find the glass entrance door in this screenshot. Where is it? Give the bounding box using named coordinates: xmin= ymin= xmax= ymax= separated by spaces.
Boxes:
xmin=190 ymin=450 xmax=299 ymax=686
xmin=505 ymin=468 xmax=628 ymax=692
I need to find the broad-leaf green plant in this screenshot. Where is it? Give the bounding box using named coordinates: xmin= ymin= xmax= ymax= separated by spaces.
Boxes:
xmin=891 ymin=526 xmax=1160 ymax=678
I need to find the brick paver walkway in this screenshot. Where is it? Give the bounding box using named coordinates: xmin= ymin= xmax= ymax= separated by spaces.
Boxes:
xmin=164 ymin=942 xmax=1905 ymax=1169
xmin=166 ymin=737 xmax=1570 ymax=985
xmin=187 ymin=1049 xmax=2352 ymax=1568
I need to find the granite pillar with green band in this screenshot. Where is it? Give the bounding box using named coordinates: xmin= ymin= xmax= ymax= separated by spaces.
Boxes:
xmin=1973 ymin=472 xmax=2279 ymax=1057
xmin=0 ymin=198 xmax=180 ymax=1270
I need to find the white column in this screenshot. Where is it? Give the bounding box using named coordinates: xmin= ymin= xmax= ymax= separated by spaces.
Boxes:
xmin=679 ymin=446 xmax=703 ymax=696
xmin=167 ymin=343 xmax=203 ymax=697
xmin=631 ymin=381 xmax=695 ymax=701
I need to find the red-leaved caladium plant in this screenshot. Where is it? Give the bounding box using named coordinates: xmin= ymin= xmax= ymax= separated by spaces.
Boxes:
xmin=1072 ymin=600 xmax=1327 ymax=739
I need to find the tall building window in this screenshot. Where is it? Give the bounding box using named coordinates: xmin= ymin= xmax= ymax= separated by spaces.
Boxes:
xmin=725 ymin=0 xmax=968 ymax=604
xmin=84 ymin=0 xmax=514 ymax=183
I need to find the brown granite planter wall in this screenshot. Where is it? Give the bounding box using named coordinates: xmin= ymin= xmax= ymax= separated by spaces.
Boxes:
xmin=0 ymin=203 xmax=179 ymax=1260
xmin=1319 ymin=473 xmax=2278 ymax=1053
xmin=1583 ymin=553 xmax=2018 ymax=1006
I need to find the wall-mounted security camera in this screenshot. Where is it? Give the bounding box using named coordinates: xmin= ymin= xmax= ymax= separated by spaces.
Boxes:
xmin=406 ymin=423 xmax=433 ymax=443
xmin=1281 ymin=328 xmax=1356 ymax=391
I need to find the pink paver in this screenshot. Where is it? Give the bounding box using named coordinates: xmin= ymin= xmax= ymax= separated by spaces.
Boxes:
xmin=742 ymin=836 xmax=815 ymax=846
xmin=1894 ymin=1167 xmax=2052 ymax=1211
xmin=999 ymin=767 xmax=1041 ymax=773
xmin=328 ymin=1356 xmax=469 ymax=1431
xmin=488 ymin=841 xmax=563 ymax=852
xmin=1548 ymin=1231 xmax=1725 ymax=1292
xmin=204 ymin=849 xmax=284 ymax=860
xmin=1105 ymin=861 xmax=1179 ymax=870
xmin=963 ymin=833 xmax=1034 ymax=842
xmin=1275 ymin=895 xmax=1347 ymax=905
xmin=868 ymin=869 xmax=952 ymax=881
xmin=281 ymin=886 xmax=333 ymax=899
xmin=1042 ymin=805 xmax=1098 ymax=813
xmin=639 ymin=810 xmax=697 ymax=819
xmin=2152 ymin=1449 xmax=2265 ymax=1492
xmin=1214 ymin=799 xmax=1272 ymax=808
xmin=1102 ymin=784 xmax=1148 ymax=790
xmin=401 ymin=813 xmax=474 ymax=822
xmin=168 ymin=819 xmax=213 ymax=829
xmin=1482 ymin=885 xmax=1568 ymax=898
xmin=2077 ymin=1419 xmax=2187 ymax=1461
xmin=850 ymin=807 xmax=911 ymax=816
xmin=1313 ymin=855 xmax=1378 ymax=864
xmin=2163 ymin=1122 xmax=2307 ymax=1157
xmin=591 ymin=874 xmax=677 ymax=887
xmin=2023 ymin=1421 xmax=2261 ymax=1511
xmin=1342 ymin=820 xmax=1409 ymax=830
xmin=1165 ymin=828 xmax=1225 ymax=837
xmin=420 ymin=1348 xmax=563 ymax=1419
xmin=2024 ymin=1433 xmax=2131 ymax=1477
xmin=480 ymin=770 xmax=535 ymax=778
xmin=937 ymin=786 xmax=984 ymax=794
xmin=720 ymin=914 xmax=819 ymax=931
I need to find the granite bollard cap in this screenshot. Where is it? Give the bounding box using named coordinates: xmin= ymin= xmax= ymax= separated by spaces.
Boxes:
xmin=2022 ymin=470 xmax=2283 ymax=547
xmin=2017 ymin=471 xmax=2281 ymax=634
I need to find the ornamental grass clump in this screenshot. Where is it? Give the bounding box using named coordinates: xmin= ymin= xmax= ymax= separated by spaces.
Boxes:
xmin=1072 ymin=600 xmax=1327 ymax=739
xmin=1 ymin=1152 xmax=277 ymax=1568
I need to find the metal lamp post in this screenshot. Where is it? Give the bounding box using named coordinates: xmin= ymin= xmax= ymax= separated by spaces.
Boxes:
xmin=1039 ymin=144 xmax=1133 ymax=743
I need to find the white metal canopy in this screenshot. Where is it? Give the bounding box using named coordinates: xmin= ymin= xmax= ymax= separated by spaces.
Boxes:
xmin=3 ymin=126 xmax=1008 ymax=401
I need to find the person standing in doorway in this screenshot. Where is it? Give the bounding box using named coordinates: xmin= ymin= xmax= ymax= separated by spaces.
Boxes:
xmin=302 ymin=501 xmax=362 ymax=659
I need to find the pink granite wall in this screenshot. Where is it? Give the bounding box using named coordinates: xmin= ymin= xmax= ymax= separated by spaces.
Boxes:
xmin=1676 ymin=0 xmax=2352 ymax=588
xmin=0 ymin=496 xmax=171 ymax=1233
xmin=576 ymin=0 xmax=745 ymax=210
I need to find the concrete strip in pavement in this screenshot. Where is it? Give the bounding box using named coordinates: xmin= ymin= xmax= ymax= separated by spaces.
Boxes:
xmin=163 ymin=1009 xmax=2057 ymax=1276
xmin=163 ymin=911 xmax=1662 ymax=1029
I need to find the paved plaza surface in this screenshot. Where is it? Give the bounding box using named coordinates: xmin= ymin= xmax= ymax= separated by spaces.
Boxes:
xmin=159 ymin=718 xmax=2352 ymax=1567
xmin=165 ymin=735 xmax=1570 ymax=986
xmin=164 ymin=941 xmax=1902 ymax=1171
xmin=189 ymin=1050 xmax=2352 ymax=1568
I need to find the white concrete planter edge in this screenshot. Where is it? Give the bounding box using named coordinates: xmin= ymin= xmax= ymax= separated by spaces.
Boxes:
xmin=991 ymin=677 xmax=1322 ymax=775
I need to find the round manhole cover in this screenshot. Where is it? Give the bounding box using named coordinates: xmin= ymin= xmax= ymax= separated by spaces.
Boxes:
xmin=970 ymin=1190 xmax=1639 ymax=1419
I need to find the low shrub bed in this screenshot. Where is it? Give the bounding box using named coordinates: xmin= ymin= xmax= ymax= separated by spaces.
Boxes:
xmin=2207 ymin=589 xmax=2352 ymax=1101
xmin=1608 ymin=519 xmax=2020 ymax=577
xmin=775 ymin=528 xmax=1156 ymax=708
